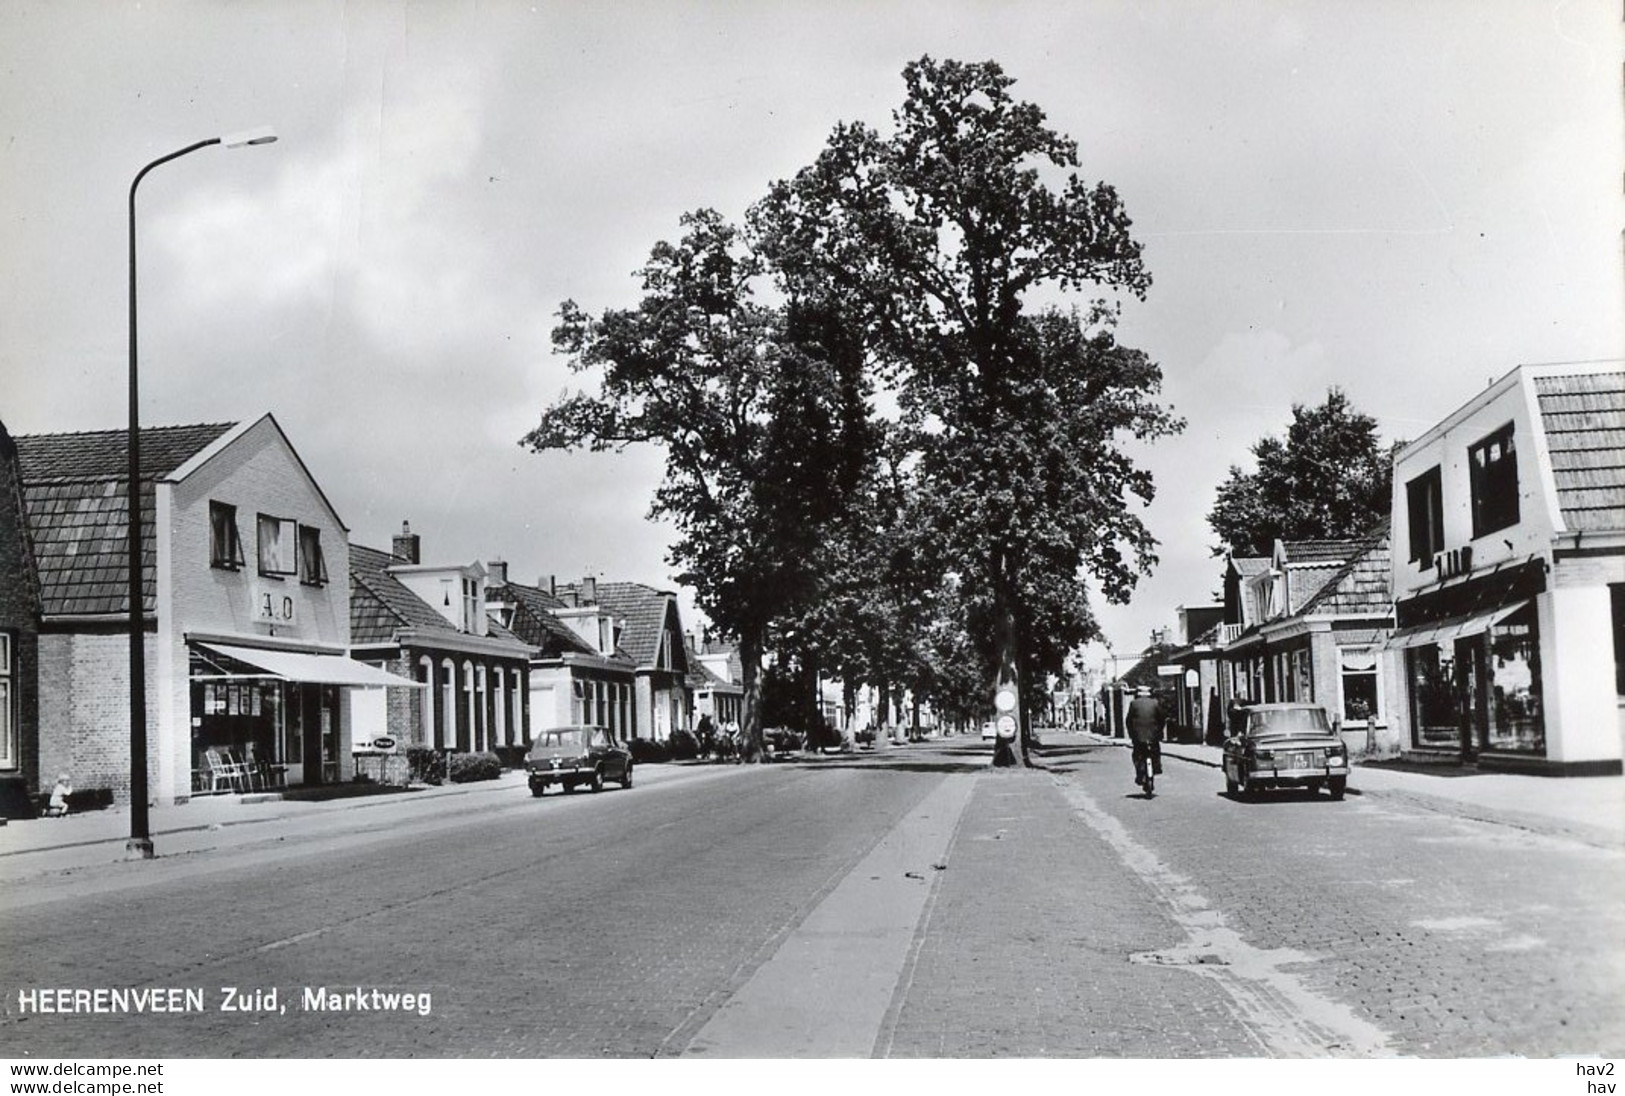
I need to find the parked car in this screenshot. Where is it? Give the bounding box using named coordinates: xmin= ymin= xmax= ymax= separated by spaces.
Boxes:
xmin=526 ymin=725 xmax=632 ymax=796
xmin=980 ymin=721 xmax=996 ymax=741
xmin=1222 ymin=703 xmax=1349 ymax=800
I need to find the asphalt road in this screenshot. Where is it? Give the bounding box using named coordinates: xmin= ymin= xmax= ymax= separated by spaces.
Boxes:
xmin=2 ymin=735 xmax=1620 ymax=1058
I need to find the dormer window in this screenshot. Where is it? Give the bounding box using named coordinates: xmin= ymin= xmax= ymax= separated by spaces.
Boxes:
xmin=461 ymin=577 xmax=480 ymax=633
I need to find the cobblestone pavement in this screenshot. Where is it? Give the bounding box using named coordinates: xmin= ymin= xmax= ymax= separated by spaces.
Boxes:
xmin=886 ymin=737 xmax=1625 ymax=1057
xmin=0 ymin=759 xmax=947 ymax=1057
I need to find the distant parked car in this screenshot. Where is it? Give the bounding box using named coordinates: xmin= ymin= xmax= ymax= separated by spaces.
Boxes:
xmin=1222 ymin=703 xmax=1349 ymax=800
xmin=526 ymin=726 xmax=632 ymax=796
xmin=980 ymin=721 xmax=997 ymax=741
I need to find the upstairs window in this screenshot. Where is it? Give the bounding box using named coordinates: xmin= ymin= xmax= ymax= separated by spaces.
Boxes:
xmin=1469 ymin=423 xmax=1519 ymax=537
xmin=1406 ymin=466 xmax=1444 ymax=567
xmin=209 ymin=501 xmax=245 ymax=570
xmin=461 ymin=577 xmax=480 ymax=632
xmin=257 ymin=514 xmax=297 ymax=577
xmin=298 ymin=524 xmax=328 ymax=587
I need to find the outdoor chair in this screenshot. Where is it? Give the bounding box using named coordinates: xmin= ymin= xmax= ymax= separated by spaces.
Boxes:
xmin=201 ymin=747 xmax=252 ymax=794
xmin=243 ymin=741 xmax=287 ymax=790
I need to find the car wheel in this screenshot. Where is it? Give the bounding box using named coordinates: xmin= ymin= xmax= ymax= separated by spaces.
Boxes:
xmin=1329 ymin=776 xmax=1347 ymax=801
xmin=620 ymin=762 xmax=633 ymax=790
xmin=1307 ymin=780 xmax=1323 ymax=794
xmin=590 ymin=766 xmax=604 ymax=793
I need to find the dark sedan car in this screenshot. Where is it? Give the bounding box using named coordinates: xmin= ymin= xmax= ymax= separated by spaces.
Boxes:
xmin=526 ymin=725 xmax=632 ymax=796
xmin=1222 ymin=703 xmax=1349 ymax=800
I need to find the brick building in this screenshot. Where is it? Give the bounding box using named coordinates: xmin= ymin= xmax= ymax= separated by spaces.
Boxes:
xmin=349 ymin=525 xmax=533 ymax=759
xmin=0 ymin=420 xmax=42 ymax=817
xmin=14 ymin=415 xmax=417 ymax=804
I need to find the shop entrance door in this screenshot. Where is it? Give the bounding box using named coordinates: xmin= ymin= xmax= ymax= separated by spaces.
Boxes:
xmin=1455 ymin=637 xmax=1485 ymax=763
xmin=297 ymin=684 xmax=323 ymax=784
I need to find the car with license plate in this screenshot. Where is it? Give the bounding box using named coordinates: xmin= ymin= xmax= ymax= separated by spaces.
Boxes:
xmin=526 ymin=725 xmax=632 ymax=796
xmin=1222 ymin=703 xmax=1349 ymax=800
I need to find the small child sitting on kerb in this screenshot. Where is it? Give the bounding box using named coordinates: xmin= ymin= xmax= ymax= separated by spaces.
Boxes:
xmin=43 ymin=773 xmax=72 ymax=817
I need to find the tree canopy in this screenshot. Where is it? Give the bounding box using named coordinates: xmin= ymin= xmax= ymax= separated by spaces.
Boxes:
xmin=1207 ymin=388 xmax=1394 ymax=558
xmin=523 ymin=210 xmax=872 ymax=758
xmin=526 ymin=57 xmax=1179 ymax=762
xmin=752 ymin=56 xmax=1179 ymax=758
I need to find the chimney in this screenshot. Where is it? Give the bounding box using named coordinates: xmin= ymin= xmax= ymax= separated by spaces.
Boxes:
xmin=685 ymin=631 xmax=697 ymax=652
xmin=582 ymin=576 xmax=597 ymax=604
xmin=487 ymin=559 xmax=508 ymax=586
xmin=392 ymin=520 xmax=421 ymax=564
xmin=541 ymin=574 xmax=555 ymax=597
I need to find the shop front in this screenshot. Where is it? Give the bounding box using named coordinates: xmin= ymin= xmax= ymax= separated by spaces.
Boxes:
xmin=1389 ymin=560 xmax=1549 ymax=771
xmin=188 ymin=642 xmax=420 ymax=793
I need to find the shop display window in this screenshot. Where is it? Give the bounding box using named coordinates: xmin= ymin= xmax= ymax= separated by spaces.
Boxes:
xmin=1408 ymin=644 xmax=1458 ymax=749
xmin=1485 ymin=605 xmax=1543 ymax=754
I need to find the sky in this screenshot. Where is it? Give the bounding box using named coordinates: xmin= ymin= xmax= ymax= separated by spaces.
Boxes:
xmin=2 ymin=0 xmax=1620 ymax=673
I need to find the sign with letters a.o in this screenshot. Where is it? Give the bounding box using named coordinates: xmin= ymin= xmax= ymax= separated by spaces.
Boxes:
xmin=252 ymin=587 xmax=297 ymax=625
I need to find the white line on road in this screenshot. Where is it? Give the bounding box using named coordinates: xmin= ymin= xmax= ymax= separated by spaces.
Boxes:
xmin=681 ymin=773 xmax=977 ymax=1058
xmin=1054 ymin=775 xmax=1397 ymax=1058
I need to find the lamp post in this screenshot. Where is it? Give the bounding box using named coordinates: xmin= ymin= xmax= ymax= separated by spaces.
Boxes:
xmin=126 ymin=127 xmax=276 ymax=859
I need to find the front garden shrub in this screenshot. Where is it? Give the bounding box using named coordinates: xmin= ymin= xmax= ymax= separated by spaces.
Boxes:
xmin=405 ymin=746 xmax=445 ymax=785
xmin=447 ymin=751 xmax=502 ymax=783
xmin=627 ymin=738 xmax=669 ymax=763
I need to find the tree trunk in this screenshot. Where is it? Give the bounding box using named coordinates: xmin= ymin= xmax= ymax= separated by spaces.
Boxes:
xmin=739 ymin=627 xmax=766 ymax=763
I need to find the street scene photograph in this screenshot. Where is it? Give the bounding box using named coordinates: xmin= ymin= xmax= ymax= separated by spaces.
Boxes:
xmin=0 ymin=1 xmax=1620 ymax=1089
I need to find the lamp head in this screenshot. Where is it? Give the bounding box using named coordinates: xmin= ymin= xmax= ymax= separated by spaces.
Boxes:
xmin=222 ymin=126 xmax=278 ymax=148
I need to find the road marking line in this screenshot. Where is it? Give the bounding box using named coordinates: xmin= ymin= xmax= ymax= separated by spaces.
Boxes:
xmin=681 ymin=774 xmax=976 ymax=1058
xmin=1055 ymin=775 xmax=1397 ymax=1058
xmin=257 ymin=927 xmax=327 ymax=952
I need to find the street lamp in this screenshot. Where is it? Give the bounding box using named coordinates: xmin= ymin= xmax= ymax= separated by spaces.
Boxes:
xmin=126 ymin=127 xmax=276 ymax=859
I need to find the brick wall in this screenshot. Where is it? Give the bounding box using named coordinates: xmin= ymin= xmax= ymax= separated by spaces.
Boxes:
xmin=38 ymin=630 xmax=158 ymax=804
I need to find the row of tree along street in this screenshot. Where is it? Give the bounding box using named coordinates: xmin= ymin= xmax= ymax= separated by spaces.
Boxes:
xmin=523 ymin=56 xmax=1181 ymax=764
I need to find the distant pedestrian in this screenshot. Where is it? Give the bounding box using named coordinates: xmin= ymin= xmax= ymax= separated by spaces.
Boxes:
xmin=1124 ymin=687 xmax=1164 ymax=795
xmin=43 ymin=772 xmax=72 ymax=817
xmin=1206 ymin=688 xmax=1225 ymax=746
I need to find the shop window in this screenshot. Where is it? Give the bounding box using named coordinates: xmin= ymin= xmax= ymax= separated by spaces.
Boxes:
xmin=1485 ymin=605 xmax=1544 ymax=754
xmin=1339 ymin=648 xmax=1380 ymax=724
xmin=298 ymin=525 xmax=328 ymax=586
xmin=0 ymin=633 xmax=13 ymax=770
xmin=1406 ymin=466 xmax=1444 ymax=567
xmin=1407 ymin=644 xmax=1458 ymax=749
xmin=257 ymin=514 xmax=298 ymax=576
xmin=1469 ymin=423 xmax=1519 ymax=538
xmin=209 ymin=501 xmax=245 ymax=570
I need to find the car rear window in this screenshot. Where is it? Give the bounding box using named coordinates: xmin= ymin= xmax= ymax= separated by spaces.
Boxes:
xmin=533 ymin=729 xmax=584 ymax=750
xmin=1247 ymin=708 xmax=1330 ymax=736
